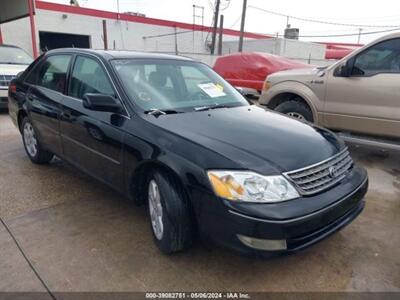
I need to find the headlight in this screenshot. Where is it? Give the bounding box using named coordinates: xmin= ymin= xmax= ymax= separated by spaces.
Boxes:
xmin=207 ymin=170 xmax=299 ymax=203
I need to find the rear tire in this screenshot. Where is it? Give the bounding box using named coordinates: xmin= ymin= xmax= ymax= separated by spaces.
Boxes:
xmin=147 ymin=170 xmax=193 ymax=254
xmin=275 ymin=100 xmax=313 ymax=122
xmin=21 ymin=117 xmax=54 ymax=164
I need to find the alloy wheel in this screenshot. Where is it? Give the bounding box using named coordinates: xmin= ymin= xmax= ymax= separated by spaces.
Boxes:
xmin=287 ymin=112 xmax=306 ymax=121
xmin=23 ymin=122 xmax=38 ymax=157
xmin=148 ymin=179 xmax=164 ymax=240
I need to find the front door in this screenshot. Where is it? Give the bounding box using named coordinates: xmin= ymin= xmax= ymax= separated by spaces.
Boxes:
xmin=60 ymin=55 xmax=126 ymax=191
xmin=324 ymin=38 xmax=400 ymax=138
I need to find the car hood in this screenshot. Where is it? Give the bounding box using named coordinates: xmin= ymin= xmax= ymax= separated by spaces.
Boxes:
xmin=145 ymin=105 xmax=343 ymax=174
xmin=267 ymin=67 xmax=326 ymax=83
xmin=0 ymin=64 xmax=29 ymax=75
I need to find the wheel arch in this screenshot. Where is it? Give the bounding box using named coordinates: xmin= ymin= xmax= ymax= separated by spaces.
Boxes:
xmin=129 ymin=159 xmax=199 ymax=234
xmin=129 ymin=159 xmax=191 ymax=207
xmin=17 ymin=109 xmax=28 ymax=133
xmin=260 ymin=82 xmax=321 ymax=123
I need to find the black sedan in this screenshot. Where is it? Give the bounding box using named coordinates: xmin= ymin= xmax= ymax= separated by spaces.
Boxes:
xmin=8 ymin=49 xmax=368 ymax=255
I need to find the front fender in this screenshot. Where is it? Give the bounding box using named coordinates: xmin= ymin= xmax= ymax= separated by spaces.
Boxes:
xmin=259 ymin=81 xmax=323 ymax=124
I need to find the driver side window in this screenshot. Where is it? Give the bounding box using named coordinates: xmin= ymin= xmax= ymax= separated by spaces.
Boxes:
xmin=353 ymin=38 xmax=400 ymax=76
xmin=68 ymin=56 xmax=115 ymax=100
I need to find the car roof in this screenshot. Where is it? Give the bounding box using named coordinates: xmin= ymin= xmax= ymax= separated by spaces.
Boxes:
xmin=372 ymin=31 xmax=400 ymax=44
xmin=44 ymin=48 xmax=194 ymax=61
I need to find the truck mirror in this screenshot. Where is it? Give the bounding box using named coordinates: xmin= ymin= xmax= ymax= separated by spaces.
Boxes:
xmin=335 ymin=61 xmax=352 ymax=77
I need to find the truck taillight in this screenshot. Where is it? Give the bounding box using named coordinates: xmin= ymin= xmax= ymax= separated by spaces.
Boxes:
xmin=9 ymin=83 xmax=16 ymax=93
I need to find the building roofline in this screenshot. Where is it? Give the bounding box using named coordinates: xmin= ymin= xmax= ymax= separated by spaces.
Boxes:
xmin=35 ymin=1 xmax=271 ymax=40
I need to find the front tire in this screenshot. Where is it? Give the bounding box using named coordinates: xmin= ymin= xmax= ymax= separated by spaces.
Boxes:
xmin=21 ymin=117 xmax=54 ymax=164
xmin=147 ymin=170 xmax=193 ymax=254
xmin=275 ymin=100 xmax=313 ymax=122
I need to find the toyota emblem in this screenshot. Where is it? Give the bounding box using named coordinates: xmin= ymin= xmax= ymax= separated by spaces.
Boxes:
xmin=329 ymin=166 xmax=339 ymax=178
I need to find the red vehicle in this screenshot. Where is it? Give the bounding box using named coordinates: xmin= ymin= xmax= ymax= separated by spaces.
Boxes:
xmin=213 ymin=52 xmax=311 ymax=95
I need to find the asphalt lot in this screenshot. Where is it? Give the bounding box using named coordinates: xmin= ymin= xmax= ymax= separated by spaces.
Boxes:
xmin=0 ymin=111 xmax=399 ymax=293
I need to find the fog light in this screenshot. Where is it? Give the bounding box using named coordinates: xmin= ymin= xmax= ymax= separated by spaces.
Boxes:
xmin=237 ymin=234 xmax=287 ymax=251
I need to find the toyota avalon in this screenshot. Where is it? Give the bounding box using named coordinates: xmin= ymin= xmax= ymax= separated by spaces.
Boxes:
xmin=8 ymin=49 xmax=368 ymax=255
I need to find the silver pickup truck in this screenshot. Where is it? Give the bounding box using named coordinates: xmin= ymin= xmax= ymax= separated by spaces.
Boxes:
xmin=259 ymin=32 xmax=400 ymax=150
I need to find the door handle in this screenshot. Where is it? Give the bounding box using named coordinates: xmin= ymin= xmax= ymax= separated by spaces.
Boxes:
xmin=61 ymin=111 xmax=71 ymax=119
xmin=61 ymin=111 xmax=75 ymax=121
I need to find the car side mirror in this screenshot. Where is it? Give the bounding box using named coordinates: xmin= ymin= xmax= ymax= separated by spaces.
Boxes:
xmin=235 ymin=87 xmax=254 ymax=105
xmin=335 ymin=59 xmax=354 ymax=77
xmin=335 ymin=64 xmax=349 ymax=77
xmin=83 ymin=93 xmax=122 ymax=113
xmin=235 ymin=87 xmax=246 ymax=95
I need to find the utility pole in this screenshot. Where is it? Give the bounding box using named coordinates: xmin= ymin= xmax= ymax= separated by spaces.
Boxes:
xmin=238 ymin=0 xmax=247 ymax=52
xmin=357 ymin=28 xmax=362 ymax=44
xmin=192 ymin=5 xmax=195 ymax=53
xmin=218 ymin=15 xmax=224 ymax=55
xmin=174 ymin=26 xmax=178 ymax=55
xmin=102 ymin=20 xmax=108 ymax=50
xmin=210 ymin=0 xmax=221 ymax=55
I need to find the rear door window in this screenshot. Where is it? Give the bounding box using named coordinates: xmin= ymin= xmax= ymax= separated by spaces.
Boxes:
xmin=28 ymin=55 xmax=71 ymax=93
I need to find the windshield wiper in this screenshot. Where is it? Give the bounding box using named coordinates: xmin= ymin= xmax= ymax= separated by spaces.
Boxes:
xmin=144 ymin=108 xmax=182 ymax=116
xmin=194 ymin=104 xmax=231 ymax=112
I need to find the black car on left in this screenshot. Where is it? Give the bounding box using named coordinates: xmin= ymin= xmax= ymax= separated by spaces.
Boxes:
xmin=8 ymin=49 xmax=368 ymax=256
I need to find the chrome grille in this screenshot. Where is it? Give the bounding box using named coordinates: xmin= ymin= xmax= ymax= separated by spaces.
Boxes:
xmin=284 ymin=148 xmax=353 ymax=196
xmin=0 ymin=75 xmax=16 ymax=88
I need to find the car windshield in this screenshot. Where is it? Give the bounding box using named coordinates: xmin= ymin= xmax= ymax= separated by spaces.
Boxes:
xmin=112 ymin=59 xmax=249 ymax=112
xmin=0 ymin=46 xmax=33 ymax=65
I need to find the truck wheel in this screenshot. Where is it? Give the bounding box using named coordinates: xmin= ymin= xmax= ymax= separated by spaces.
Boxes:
xmin=275 ymin=100 xmax=313 ymax=122
xmin=147 ymin=170 xmax=193 ymax=254
xmin=21 ymin=117 xmax=54 ymax=164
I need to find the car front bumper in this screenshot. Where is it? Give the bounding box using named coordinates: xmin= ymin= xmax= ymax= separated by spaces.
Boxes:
xmin=194 ymin=166 xmax=368 ymax=256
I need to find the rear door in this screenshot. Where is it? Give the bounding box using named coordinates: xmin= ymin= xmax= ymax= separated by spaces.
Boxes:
xmin=25 ymin=54 xmax=72 ymax=155
xmin=60 ymin=54 xmax=126 ymax=191
xmin=324 ymin=38 xmax=400 ymax=138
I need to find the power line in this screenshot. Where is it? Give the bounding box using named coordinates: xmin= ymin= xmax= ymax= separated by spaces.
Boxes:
xmin=299 ymin=27 xmax=400 ymax=38
xmin=208 ymin=0 xmax=215 ymax=10
xmin=142 ymin=30 xmax=193 ymax=39
xmin=220 ymin=0 xmax=231 ymax=11
xmin=229 ymin=13 xmax=242 ymax=28
xmin=321 ymin=15 xmax=400 ymax=22
xmin=248 ymin=5 xmax=400 ymax=28
xmin=274 ymin=27 xmax=400 ymax=38
xmin=300 ymin=28 xmax=366 ymax=34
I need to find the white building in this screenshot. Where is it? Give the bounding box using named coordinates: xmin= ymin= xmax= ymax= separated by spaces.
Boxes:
xmin=222 ymin=37 xmax=329 ymax=66
xmin=0 ymin=1 xmax=268 ymax=66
